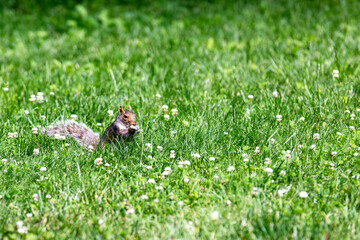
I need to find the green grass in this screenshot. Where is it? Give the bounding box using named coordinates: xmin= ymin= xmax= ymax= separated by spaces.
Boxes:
xmin=1 ymin=0 xmax=360 ymax=239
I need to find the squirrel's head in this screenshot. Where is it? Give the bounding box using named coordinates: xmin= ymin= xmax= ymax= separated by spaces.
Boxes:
xmin=117 ymin=106 xmax=137 ymax=127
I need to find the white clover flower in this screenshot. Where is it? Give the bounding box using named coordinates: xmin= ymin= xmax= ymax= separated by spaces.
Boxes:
xmin=147 ymin=178 xmax=156 ymax=184
xmin=224 ymin=132 xmax=228 ymax=135
xmin=162 ymin=170 xmax=170 ymax=176
xmin=157 ymin=146 xmax=163 ymax=151
xmin=178 ymin=164 xmax=183 ymax=168
xmin=264 ymin=158 xmax=270 ymax=165
xmin=3 ymin=87 xmax=9 ymax=91
xmin=349 ymin=126 xmax=355 ymax=131
xmin=88 ymin=145 xmax=94 ymax=152
xmin=40 ymin=167 xmax=47 ymax=172
xmin=213 ymin=175 xmax=219 ymax=179
xmin=46 ymin=194 xmax=51 ymax=199
xmin=299 ymin=117 xmax=305 ymax=121
xmin=155 ymin=185 xmax=163 ymax=190
xmin=165 ymin=167 xmax=172 ymax=172
xmin=164 ymin=114 xmax=170 ymax=120
xmin=265 ymin=168 xmax=273 ymax=175
xmin=227 ymin=166 xmax=235 ymax=172
xmin=33 ymin=149 xmax=39 ymax=155
xmin=211 ymin=211 xmax=220 ymax=220
xmin=299 ymin=191 xmax=308 ymax=198
xmin=242 ymin=153 xmax=248 ymax=158
xmin=153 ymin=198 xmax=159 ymax=203
xmin=140 ymin=195 xmax=148 ymax=200
xmin=126 ymin=208 xmax=135 ymax=214
xmin=350 ymin=113 xmax=355 ymax=118
xmin=147 ymin=155 xmax=153 ymax=160
xmin=298 ymin=144 xmax=303 ymax=149
xmin=29 ymin=94 xmax=36 ymax=102
xmin=2 ymin=159 xmax=7 ymax=164
xmin=226 ymin=200 xmax=232 ymax=206
xmin=280 ymin=170 xmax=286 ymax=176
xmin=94 ymin=158 xmax=103 ymax=165
xmin=184 ymin=178 xmax=189 ymax=183
xmin=98 ymin=219 xmax=104 ymax=226
xmin=16 ymin=221 xmax=24 ymax=228
xmin=278 ymin=189 xmax=287 ymax=197
xmin=104 ymin=163 xmax=110 ymax=167
xmin=146 ymin=165 xmax=152 ymax=170
xmin=24 ymin=110 xmax=29 ymax=114
xmin=183 ymin=160 xmax=191 ymax=166
xmin=71 ymin=114 xmax=77 ymax=120
xmin=285 ymin=153 xmax=291 ymax=159
xmin=50 ymin=92 xmax=55 ymax=96
xmin=332 ymin=69 xmax=339 ymax=78
xmin=155 ymin=93 xmax=161 ymax=99
xmin=145 ymin=143 xmax=152 ymax=151
xmin=162 ymin=105 xmax=168 ymax=111
xmin=177 ymin=201 xmax=184 ymax=206
xmin=254 ymin=146 xmax=260 ymax=154
xmin=330 ymin=151 xmax=337 ymax=157
xmin=209 ymin=157 xmax=215 ymax=161
xmin=252 ymin=187 xmax=258 ymax=196
xmin=310 ymin=145 xmax=316 ymax=151
xmin=243 ymin=158 xmax=249 ymax=162
xmin=345 ymin=110 xmax=351 ymax=113
xmin=96 ymin=123 xmax=102 ymax=126
xmin=193 ymin=153 xmax=200 ymax=159
xmin=276 ymin=115 xmax=282 ymax=121
xmin=270 ymin=138 xmax=275 ymax=144
xmin=248 ymin=95 xmax=254 ymax=99
xmin=32 ymin=193 xmax=38 ymax=201
xmin=354 ymin=152 xmax=359 ymax=157
xmin=107 ymin=110 xmax=114 ymax=117
xmin=8 ymin=132 xmax=14 ymax=139
xmin=313 ymin=133 xmax=320 ymax=141
xmin=41 ymin=115 xmax=46 ymax=121
xmin=13 ymin=132 xmax=18 ymax=138
xmin=26 ymin=213 xmax=33 ymax=218
xmin=272 ymin=91 xmax=279 ymax=98
xmin=171 ymin=108 xmax=178 ymax=116
xmin=336 ymin=132 xmax=342 ymax=135
xmin=32 ymin=127 xmax=39 ymax=134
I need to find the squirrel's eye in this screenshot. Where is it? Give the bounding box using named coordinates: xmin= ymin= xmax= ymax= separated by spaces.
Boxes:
xmin=124 ymin=115 xmax=128 ymax=119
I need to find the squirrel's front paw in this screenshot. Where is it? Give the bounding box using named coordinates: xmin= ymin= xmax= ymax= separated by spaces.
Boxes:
xmin=129 ymin=125 xmax=139 ymax=132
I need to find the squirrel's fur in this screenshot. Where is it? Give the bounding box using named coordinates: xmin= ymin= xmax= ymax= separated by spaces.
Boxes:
xmin=44 ymin=106 xmax=138 ymax=149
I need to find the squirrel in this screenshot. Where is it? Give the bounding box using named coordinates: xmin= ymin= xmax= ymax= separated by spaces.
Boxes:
xmin=44 ymin=106 xmax=139 ymax=149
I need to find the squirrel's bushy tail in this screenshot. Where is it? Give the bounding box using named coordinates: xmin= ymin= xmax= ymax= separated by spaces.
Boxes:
xmin=44 ymin=120 xmax=99 ymax=148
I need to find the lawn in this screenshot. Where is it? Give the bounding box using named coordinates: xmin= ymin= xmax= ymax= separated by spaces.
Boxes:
xmin=1 ymin=0 xmax=360 ymax=239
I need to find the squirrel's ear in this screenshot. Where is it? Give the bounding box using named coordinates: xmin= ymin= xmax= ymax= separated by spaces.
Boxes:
xmin=119 ymin=106 xmax=124 ymax=113
xmin=128 ymin=105 xmax=131 ymax=111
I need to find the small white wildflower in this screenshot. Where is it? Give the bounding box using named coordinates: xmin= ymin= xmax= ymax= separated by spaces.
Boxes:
xmin=280 ymin=170 xmax=286 ymax=176
xmin=178 ymin=201 xmax=184 ymax=206
xmin=155 ymin=93 xmax=161 ymax=99
xmin=104 ymin=163 xmax=110 ymax=167
xmin=32 ymin=193 xmax=38 ymax=201
xmin=265 ymin=168 xmax=273 ymax=175
xmin=153 ymin=198 xmax=159 ymax=203
xmin=50 ymin=92 xmax=55 ymax=96
xmin=209 ymin=157 xmax=215 ymax=161
xmin=211 ymin=211 xmax=220 ymax=220
xmin=162 ymin=105 xmax=169 ymax=111
xmin=298 ymin=144 xmax=303 ymax=149
xmin=41 ymin=115 xmax=46 ymax=121
xmin=226 ymin=200 xmax=232 ymax=206
xmin=107 ymin=110 xmax=114 ymax=117
xmin=330 ymin=151 xmax=337 ymax=157
xmin=164 ymin=114 xmax=170 ymax=120
xmin=8 ymin=132 xmax=14 ymax=138
xmin=193 ymin=153 xmax=200 ymax=159
xmin=155 ymin=185 xmax=163 ymax=190
xmin=227 ymin=166 xmax=235 ymax=172
xmin=94 ymin=158 xmax=103 ymax=165
xmin=26 ymin=213 xmax=33 ymax=218
xmin=96 ymin=123 xmax=102 ymax=126
xmin=98 ymin=219 xmax=104 ymax=226
xmin=270 ymin=138 xmax=275 ymax=144
xmin=147 ymin=155 xmax=153 ymax=160
xmin=3 ymin=87 xmax=9 ymax=91
xmin=126 ymin=208 xmax=135 ymax=214
xmin=24 ymin=110 xmax=29 ymax=114
xmin=88 ymin=145 xmax=94 ymax=152
xmin=214 ymin=175 xmax=219 ymax=179
xmin=40 ymin=167 xmax=47 ymax=172
xmin=278 ymin=189 xmax=287 ymax=197
xmin=165 ymin=167 xmax=172 ymax=172
xmin=248 ymin=95 xmax=254 ymax=99
xmin=332 ymin=69 xmax=339 ymax=78
xmin=29 ymin=94 xmax=36 ymax=102
xmin=70 ymin=114 xmax=77 ymax=120
xmin=171 ymin=108 xmax=178 ymax=116
xmin=148 ymin=178 xmax=156 ymax=184
xmin=183 ymin=160 xmax=191 ymax=165
xmin=272 ymin=91 xmax=279 ymax=98
xmin=33 ymin=149 xmax=39 ymax=155
xmin=145 ymin=143 xmax=152 ymax=151
xmin=299 ymin=191 xmax=308 ymax=198
xmin=310 ymin=145 xmax=316 ymax=151
xmin=184 ymin=178 xmax=189 ymax=183
xmin=157 ymin=146 xmax=163 ymax=151
xmin=276 ymin=115 xmax=282 ymax=121
xmin=140 ymin=195 xmax=148 ymax=200
xmin=243 ymin=158 xmax=249 ymax=162
xmin=224 ymin=132 xmax=228 ymax=135
xmin=264 ymin=158 xmax=270 ymax=165
xmin=46 ymin=194 xmax=51 ymax=199
xmin=336 ymin=132 xmax=342 ymax=135
xmin=252 ymin=187 xmax=258 ymax=196
xmin=285 ymin=153 xmax=291 ymax=159
xmin=146 ymin=165 xmax=152 ymax=170
xmin=354 ymin=152 xmax=359 ymax=157
xmin=2 ymin=159 xmax=7 ymax=164
xmin=349 ymin=126 xmax=355 ymax=131
xmin=299 ymin=117 xmax=305 ymax=121
xmin=254 ymin=146 xmax=260 ymax=154
xmin=64 ymin=143 xmax=70 ymax=147
xmin=313 ymin=133 xmax=320 ymax=141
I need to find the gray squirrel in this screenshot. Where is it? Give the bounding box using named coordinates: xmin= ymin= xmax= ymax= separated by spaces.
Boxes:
xmin=44 ymin=106 xmax=139 ymax=149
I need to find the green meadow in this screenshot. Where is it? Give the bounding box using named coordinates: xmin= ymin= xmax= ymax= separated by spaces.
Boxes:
xmin=1 ymin=0 xmax=360 ymax=239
